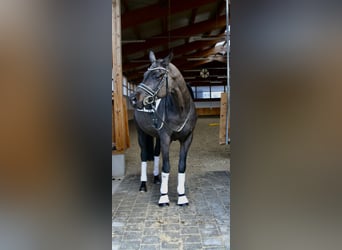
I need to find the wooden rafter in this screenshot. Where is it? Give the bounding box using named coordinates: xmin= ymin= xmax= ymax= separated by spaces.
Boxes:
xmin=122 ymin=15 xmax=226 ymax=57
xmin=121 ymin=0 xmax=217 ymax=29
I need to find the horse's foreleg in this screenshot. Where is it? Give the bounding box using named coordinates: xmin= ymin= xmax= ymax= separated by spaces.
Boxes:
xmin=138 ymin=127 xmax=150 ymax=192
xmin=153 ymin=138 xmax=161 ymax=184
xmin=158 ymin=135 xmax=171 ymax=206
xmin=139 ymin=161 xmax=147 ymax=192
xmin=177 ymin=133 xmax=193 ymax=206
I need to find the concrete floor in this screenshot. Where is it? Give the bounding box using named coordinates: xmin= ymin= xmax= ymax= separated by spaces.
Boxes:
xmin=112 ymin=117 xmax=230 ymax=249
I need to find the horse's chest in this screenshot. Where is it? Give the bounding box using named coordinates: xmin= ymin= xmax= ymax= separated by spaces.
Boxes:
xmin=134 ymin=110 xmax=160 ymax=137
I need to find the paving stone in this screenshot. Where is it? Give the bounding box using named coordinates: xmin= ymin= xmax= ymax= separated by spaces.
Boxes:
xmin=183 ymin=243 xmax=203 ymax=250
xmin=180 ymin=226 xmax=200 ymax=235
xmin=162 ymin=223 xmax=180 ymax=232
xmin=144 ymin=220 xmax=162 ymax=228
xmin=140 ymin=244 xmax=160 ymax=250
xmin=112 ymin=227 xmax=124 ymax=236
xmin=125 ymin=222 xmax=144 ymax=231
xmin=119 ymin=240 xmax=141 ymax=250
xmin=127 ymin=217 xmax=145 ymax=224
xmin=141 ymin=235 xmax=160 ymax=244
xmin=123 ymin=232 xmax=143 ymax=241
xmin=181 ymin=234 xmax=202 ymax=243
xmin=199 ymin=228 xmax=221 ymax=237
xmin=161 ymin=241 xmax=181 ymax=249
xmin=160 ymin=231 xmax=180 ymax=242
xmin=202 ymin=236 xmax=224 ymax=246
xmin=112 ymin=221 xmax=125 ymax=227
xmin=129 ymin=211 xmax=147 ymax=218
xmin=143 ymin=227 xmax=161 ymax=236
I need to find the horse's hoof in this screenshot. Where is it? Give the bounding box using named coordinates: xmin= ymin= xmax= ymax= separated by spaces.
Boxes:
xmin=177 ymin=202 xmax=189 ymax=206
xmin=177 ymin=194 xmax=189 ymax=206
xmin=158 ymin=202 xmax=169 ymax=207
xmin=153 ymin=175 xmax=161 ymax=184
xmin=139 ymin=182 xmax=147 ymax=192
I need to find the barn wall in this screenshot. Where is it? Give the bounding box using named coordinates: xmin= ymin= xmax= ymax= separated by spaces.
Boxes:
xmin=195 ymin=101 xmax=221 ymax=116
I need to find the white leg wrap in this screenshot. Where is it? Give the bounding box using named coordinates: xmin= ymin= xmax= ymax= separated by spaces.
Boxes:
xmin=160 ymin=172 xmax=169 ymax=194
xmin=177 ymin=173 xmax=188 ymax=205
xmin=158 ymin=194 xmax=170 ymax=204
xmin=177 ymin=173 xmax=186 ymax=195
xmin=153 ymin=156 xmax=160 ymax=176
xmin=140 ymin=162 xmax=147 ymax=182
xmin=177 ymin=195 xmax=189 ymax=205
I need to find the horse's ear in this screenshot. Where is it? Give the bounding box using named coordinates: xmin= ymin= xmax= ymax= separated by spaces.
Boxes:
xmin=149 ymin=51 xmax=156 ymax=63
xmin=163 ymin=51 xmax=173 ymax=66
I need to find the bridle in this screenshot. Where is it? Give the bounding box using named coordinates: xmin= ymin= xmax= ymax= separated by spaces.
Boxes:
xmin=137 ymin=66 xmax=169 ymax=106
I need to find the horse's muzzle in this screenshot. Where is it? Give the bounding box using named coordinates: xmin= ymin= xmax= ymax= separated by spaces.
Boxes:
xmin=129 ymin=93 xmax=138 ymax=108
xmin=129 ymin=93 xmax=144 ymax=109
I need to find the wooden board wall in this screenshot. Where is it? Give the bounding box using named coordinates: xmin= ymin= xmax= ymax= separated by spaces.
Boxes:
xmin=196 ymin=107 xmax=220 ymax=116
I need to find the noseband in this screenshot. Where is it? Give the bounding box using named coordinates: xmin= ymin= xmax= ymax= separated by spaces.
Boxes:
xmin=137 ymin=66 xmax=168 ymax=106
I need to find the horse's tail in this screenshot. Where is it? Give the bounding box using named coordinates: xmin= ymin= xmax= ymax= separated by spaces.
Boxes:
xmin=186 ymin=83 xmax=195 ymax=100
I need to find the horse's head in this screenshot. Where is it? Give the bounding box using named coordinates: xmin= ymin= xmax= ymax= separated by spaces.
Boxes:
xmin=130 ymin=51 xmax=173 ymax=109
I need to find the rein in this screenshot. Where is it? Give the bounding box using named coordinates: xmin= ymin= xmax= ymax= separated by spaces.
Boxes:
xmin=137 ymin=65 xmax=190 ymax=132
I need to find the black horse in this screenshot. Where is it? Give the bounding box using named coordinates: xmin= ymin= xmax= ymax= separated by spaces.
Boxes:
xmin=130 ymin=51 xmax=197 ymax=206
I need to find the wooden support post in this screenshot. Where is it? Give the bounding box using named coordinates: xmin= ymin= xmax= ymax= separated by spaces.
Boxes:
xmin=112 ymin=0 xmax=129 ymax=152
xmin=219 ymin=92 xmax=228 ymax=144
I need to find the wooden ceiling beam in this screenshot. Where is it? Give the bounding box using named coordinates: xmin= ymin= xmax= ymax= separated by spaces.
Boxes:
xmin=123 ymin=38 xmax=223 ymax=71
xmin=121 ymin=0 xmax=218 ymax=29
xmin=122 ymin=15 xmax=226 ymax=57
xmin=179 ymin=55 xmax=227 ymax=70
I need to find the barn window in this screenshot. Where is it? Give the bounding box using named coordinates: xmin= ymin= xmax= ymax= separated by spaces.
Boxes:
xmin=210 ymin=86 xmax=225 ymax=98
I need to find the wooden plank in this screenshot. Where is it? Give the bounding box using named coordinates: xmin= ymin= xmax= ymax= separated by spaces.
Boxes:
xmin=196 ymin=107 xmax=220 ymax=116
xmin=122 ymin=98 xmax=130 ymax=148
xmin=219 ymin=92 xmax=228 ymax=144
xmin=112 ymin=100 xmax=115 ymax=142
xmin=113 ymin=0 xmax=129 ymax=152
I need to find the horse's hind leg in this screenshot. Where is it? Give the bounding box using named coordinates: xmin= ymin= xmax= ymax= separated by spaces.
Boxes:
xmin=177 ymin=133 xmax=194 ymax=206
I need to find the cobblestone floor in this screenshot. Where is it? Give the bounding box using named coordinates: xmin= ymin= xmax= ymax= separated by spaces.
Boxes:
xmin=112 ymin=171 xmax=230 ymax=250
xmin=113 ymin=117 xmax=230 ymax=249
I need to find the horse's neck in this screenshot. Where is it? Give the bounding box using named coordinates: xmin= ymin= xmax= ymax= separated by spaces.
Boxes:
xmin=169 ymin=82 xmax=191 ymax=115
xmin=166 ymin=64 xmax=193 ymax=115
